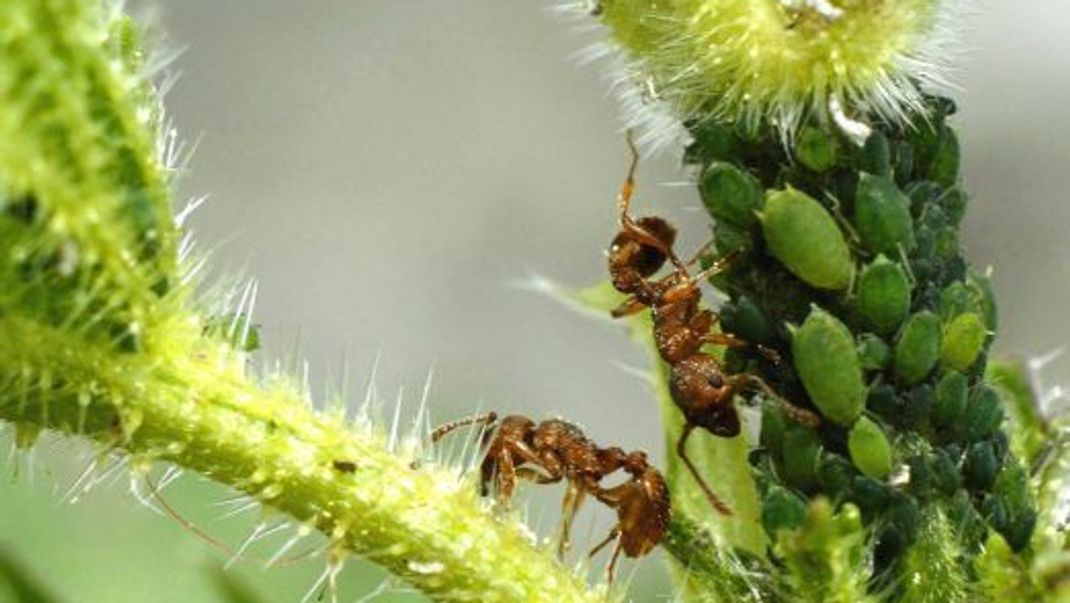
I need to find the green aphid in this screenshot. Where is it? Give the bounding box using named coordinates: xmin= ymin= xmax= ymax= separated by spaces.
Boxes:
xmin=761 ymin=188 xmax=853 ymax=290
xmin=929 ymin=127 xmax=961 ymax=188
xmin=932 ymin=448 xmax=963 ymax=494
xmin=854 ymin=174 xmax=916 ymax=256
xmin=760 ymin=401 xmax=788 ymax=457
xmin=885 ymin=492 xmax=921 ymax=544
xmin=958 ymin=384 xmax=1004 ymax=443
xmin=848 ymin=416 xmax=893 ymax=479
xmin=713 ymin=220 xmax=752 ymax=255
xmin=795 ymin=126 xmax=838 ymax=172
xmin=700 ymin=162 xmax=762 ymax=227
xmin=761 ymin=485 xmax=809 ymax=536
xmin=894 ymin=140 xmax=915 ymax=184
xmin=942 ymin=312 xmax=988 ymax=371
xmin=817 ymin=453 xmax=857 ymax=498
xmin=939 ymin=281 xmax=979 ymax=321
xmin=720 ymin=295 xmax=773 ymax=343
xmin=894 ymin=311 xmax=942 ymax=385
xmin=941 ymin=188 xmax=969 ymax=226
xmin=906 ymin=454 xmax=933 ymax=498
xmin=857 ymin=255 xmax=911 ymax=335
xmin=968 ymin=270 xmax=1000 ymax=331
xmin=792 ymin=307 xmax=865 ymax=426
xmin=1004 ymin=511 xmax=1037 ymax=553
xmin=993 ymin=460 xmax=1033 ymax=516
xmin=780 ymin=423 xmax=823 ymax=491
xmin=857 ymin=333 xmax=891 ymax=371
xmin=851 ymin=475 xmax=890 ymax=516
xmin=964 ymin=441 xmax=1000 ymax=491
xmin=903 ymin=385 xmax=936 ymax=425
xmin=859 ymin=131 xmax=892 ymax=176
xmin=933 ymin=371 xmax=969 ymax=428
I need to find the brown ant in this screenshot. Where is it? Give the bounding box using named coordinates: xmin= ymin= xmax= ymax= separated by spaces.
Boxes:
xmin=605 ymin=132 xmax=820 ymax=516
xmin=430 ymin=412 xmax=670 ymax=581
xmin=589 ymin=450 xmax=670 ymax=586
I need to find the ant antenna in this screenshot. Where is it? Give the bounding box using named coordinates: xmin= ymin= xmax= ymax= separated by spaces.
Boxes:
xmin=430 ymin=412 xmax=498 ymax=443
xmin=688 ymin=248 xmax=741 ymax=283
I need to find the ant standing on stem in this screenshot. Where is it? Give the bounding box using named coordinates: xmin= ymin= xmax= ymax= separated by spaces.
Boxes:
xmin=430 ymin=412 xmax=669 ymax=584
xmin=606 ymin=131 xmax=820 ymax=515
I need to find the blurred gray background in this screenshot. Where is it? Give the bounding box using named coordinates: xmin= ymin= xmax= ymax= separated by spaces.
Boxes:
xmin=2 ymin=2 xmax=1069 ymax=601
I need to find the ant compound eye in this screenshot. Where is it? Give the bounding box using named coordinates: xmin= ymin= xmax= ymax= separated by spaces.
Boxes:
xmin=854 ymin=174 xmax=915 ymax=257
xmin=794 ymin=126 xmax=838 ymax=173
xmin=892 ymin=311 xmax=941 ymax=385
xmin=699 ymin=162 xmax=762 ymax=228
xmin=941 ymin=312 xmax=986 ymax=372
xmin=760 ymin=188 xmax=852 ymax=290
xmin=857 ymin=256 xmax=911 ymax=336
xmin=848 ymin=416 xmax=893 ymax=479
xmin=791 ymin=307 xmax=864 ymax=427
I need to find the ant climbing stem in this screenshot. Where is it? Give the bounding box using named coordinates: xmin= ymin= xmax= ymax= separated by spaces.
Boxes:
xmin=429 ymin=412 xmax=671 ymax=572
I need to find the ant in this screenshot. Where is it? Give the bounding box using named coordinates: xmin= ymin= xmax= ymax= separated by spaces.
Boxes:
xmin=430 ymin=412 xmax=670 ymax=582
xmin=605 ymin=132 xmax=820 ymax=515
xmin=589 ymin=450 xmax=670 ymax=585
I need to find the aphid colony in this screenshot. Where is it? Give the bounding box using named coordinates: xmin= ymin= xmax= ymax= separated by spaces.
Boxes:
xmin=431 ymin=133 xmax=820 ymax=581
xmin=685 ymin=96 xmax=1036 ymax=572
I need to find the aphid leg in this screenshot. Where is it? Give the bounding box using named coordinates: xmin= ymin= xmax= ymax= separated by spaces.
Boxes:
xmin=676 ymin=424 xmax=732 ymax=515
xmin=430 ymin=412 xmax=498 ymax=443
xmin=740 ymin=375 xmax=821 ymax=428
xmin=556 ymin=482 xmax=588 ymax=559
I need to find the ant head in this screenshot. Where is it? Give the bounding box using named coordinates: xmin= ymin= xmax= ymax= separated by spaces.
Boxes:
xmin=624 ymin=450 xmax=649 ymax=474
xmin=609 ymin=217 xmax=677 ymax=279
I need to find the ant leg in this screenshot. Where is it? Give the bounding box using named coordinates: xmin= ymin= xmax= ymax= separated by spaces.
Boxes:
xmin=515 ymin=467 xmax=562 ymax=485
xmin=736 ymin=375 xmax=821 ymax=428
xmin=495 ymin=451 xmax=519 ymax=509
xmin=557 ymin=483 xmax=589 ymax=559
xmin=616 ymin=132 xmax=687 ymax=273
xmin=610 ymin=294 xmax=648 ymax=318
xmin=676 ymin=424 xmax=733 ymax=515
xmin=588 ymin=526 xmax=620 ymax=558
xmin=604 ymin=538 xmax=624 ymax=587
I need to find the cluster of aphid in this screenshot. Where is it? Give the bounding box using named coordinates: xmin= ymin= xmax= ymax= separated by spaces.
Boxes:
xmin=680 ymin=96 xmax=1038 ymax=580
xmin=430 ymin=133 xmax=826 ymax=583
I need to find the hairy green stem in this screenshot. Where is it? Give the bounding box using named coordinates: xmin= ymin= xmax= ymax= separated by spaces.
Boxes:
xmin=0 ymin=1 xmax=601 ymax=600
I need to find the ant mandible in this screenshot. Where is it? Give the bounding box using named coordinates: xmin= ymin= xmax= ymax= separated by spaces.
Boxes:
xmin=605 ymin=132 xmax=820 ymax=515
xmin=430 ymin=411 xmax=670 ymax=580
